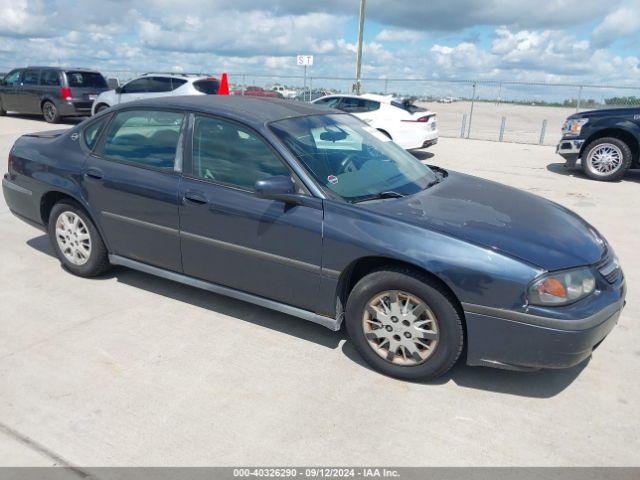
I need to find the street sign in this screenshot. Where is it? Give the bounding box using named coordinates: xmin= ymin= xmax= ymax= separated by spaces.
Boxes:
xmin=297 ymin=55 xmax=314 ymax=66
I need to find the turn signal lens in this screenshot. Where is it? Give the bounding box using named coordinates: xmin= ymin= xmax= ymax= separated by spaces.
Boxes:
xmin=528 ymin=267 xmax=596 ymax=306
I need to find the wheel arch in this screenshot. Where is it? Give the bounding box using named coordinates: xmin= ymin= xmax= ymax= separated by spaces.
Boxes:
xmin=581 ymin=128 xmax=639 ymax=165
xmin=39 ymin=189 xmax=111 ymax=252
xmin=335 ymin=256 xmax=466 ymax=329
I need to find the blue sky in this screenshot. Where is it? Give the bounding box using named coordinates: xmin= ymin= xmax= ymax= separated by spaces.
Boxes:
xmin=0 ymin=0 xmax=638 ymax=89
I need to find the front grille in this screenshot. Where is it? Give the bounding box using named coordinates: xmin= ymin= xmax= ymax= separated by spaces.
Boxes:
xmin=597 ymin=256 xmax=622 ymax=284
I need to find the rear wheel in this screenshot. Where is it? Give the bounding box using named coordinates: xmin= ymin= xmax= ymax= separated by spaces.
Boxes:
xmin=581 ymin=137 xmax=632 ymax=181
xmin=0 ymin=100 xmax=6 ymax=116
xmin=42 ymin=101 xmax=61 ymax=123
xmin=48 ymin=200 xmax=110 ymax=277
xmin=345 ymin=267 xmax=464 ymax=380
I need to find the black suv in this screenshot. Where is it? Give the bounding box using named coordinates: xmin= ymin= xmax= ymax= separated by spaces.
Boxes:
xmin=0 ymin=67 xmax=108 ymax=123
xmin=557 ymin=107 xmax=640 ymax=181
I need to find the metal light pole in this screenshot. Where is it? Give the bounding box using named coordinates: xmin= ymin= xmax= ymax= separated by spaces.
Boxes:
xmin=354 ymin=0 xmax=366 ymax=94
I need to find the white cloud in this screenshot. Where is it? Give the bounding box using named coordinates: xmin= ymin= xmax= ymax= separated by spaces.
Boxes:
xmin=375 ymin=28 xmax=425 ymax=43
xmin=592 ymin=2 xmax=640 ymax=47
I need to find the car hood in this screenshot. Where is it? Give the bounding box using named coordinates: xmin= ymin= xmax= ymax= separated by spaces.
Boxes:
xmin=358 ymin=171 xmax=605 ymax=271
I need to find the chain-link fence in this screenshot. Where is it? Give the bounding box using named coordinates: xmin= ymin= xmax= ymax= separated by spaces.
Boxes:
xmin=2 ymin=66 xmax=639 ymax=146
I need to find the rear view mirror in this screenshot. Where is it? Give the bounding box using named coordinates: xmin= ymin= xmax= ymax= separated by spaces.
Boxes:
xmin=320 ymin=130 xmax=348 ymax=142
xmin=114 ymin=86 xmax=122 ymax=94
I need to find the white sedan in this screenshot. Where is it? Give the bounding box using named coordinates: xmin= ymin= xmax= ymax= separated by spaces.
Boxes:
xmin=312 ymin=93 xmax=438 ymax=150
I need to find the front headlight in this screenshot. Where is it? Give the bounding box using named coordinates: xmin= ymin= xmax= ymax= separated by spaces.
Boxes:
xmin=562 ymin=118 xmax=589 ymax=136
xmin=528 ymin=267 xmax=596 ymax=306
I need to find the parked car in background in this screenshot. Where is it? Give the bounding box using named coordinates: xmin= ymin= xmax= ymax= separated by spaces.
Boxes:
xmin=270 ymin=84 xmax=297 ymax=98
xmin=295 ymin=89 xmax=332 ymax=102
xmin=91 ymin=73 xmax=219 ymax=115
xmin=313 ymin=93 xmax=438 ymax=150
xmin=3 ymin=96 xmax=625 ymax=380
xmin=557 ymin=107 xmax=640 ymax=181
xmin=233 ymin=86 xmax=281 ymax=98
xmin=0 ymin=66 xmax=108 ymax=123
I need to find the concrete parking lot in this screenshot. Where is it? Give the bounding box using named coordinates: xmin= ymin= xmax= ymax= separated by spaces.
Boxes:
xmin=0 ymin=114 xmax=639 ymax=467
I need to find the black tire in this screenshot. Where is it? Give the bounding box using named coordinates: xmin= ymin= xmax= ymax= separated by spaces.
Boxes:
xmin=42 ymin=101 xmax=61 ymax=123
xmin=345 ymin=267 xmax=464 ymax=380
xmin=581 ymin=137 xmax=632 ymax=182
xmin=48 ymin=200 xmax=110 ymax=277
xmin=95 ymin=104 xmax=109 ymax=114
xmin=0 ymin=100 xmax=6 ymax=116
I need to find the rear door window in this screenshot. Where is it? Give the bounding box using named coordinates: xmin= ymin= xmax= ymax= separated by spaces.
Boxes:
xmin=41 ymin=70 xmax=61 ymax=86
xmin=66 ymin=71 xmax=107 ymax=88
xmin=338 ymin=97 xmax=380 ymax=113
xmin=22 ymin=70 xmax=40 ymax=86
xmin=170 ymin=78 xmax=187 ymax=91
xmin=99 ymin=109 xmax=185 ymax=170
xmin=315 ymin=97 xmax=341 ymax=108
xmin=193 ymin=79 xmax=219 ymax=94
xmin=147 ymin=77 xmax=173 ymax=93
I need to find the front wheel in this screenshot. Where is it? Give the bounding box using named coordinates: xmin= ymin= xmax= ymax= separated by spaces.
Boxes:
xmin=48 ymin=200 xmax=110 ymax=277
xmin=345 ymin=268 xmax=464 ymax=380
xmin=42 ymin=101 xmax=61 ymax=123
xmin=581 ymin=137 xmax=632 ymax=181
xmin=95 ymin=104 xmax=110 ymax=114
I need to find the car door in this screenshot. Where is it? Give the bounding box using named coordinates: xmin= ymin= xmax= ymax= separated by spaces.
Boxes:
xmin=117 ymin=77 xmax=150 ymax=105
xmin=178 ymin=113 xmax=323 ymax=312
xmin=0 ymin=69 xmax=23 ymax=111
xmin=18 ymin=69 xmax=42 ymax=113
xmin=83 ymin=108 xmax=185 ymax=271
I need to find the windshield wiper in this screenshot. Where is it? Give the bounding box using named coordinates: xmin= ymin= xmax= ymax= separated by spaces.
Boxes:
xmin=351 ymin=191 xmax=405 ymax=203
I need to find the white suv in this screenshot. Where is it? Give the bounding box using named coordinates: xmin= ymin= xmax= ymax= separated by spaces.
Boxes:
xmin=91 ymin=73 xmax=219 ymax=115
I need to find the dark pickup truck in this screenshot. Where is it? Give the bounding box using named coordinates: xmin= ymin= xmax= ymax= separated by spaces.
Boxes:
xmin=556 ymin=107 xmax=640 ymax=181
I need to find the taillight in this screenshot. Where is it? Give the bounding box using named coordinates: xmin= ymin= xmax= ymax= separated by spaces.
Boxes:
xmin=402 ymin=115 xmax=435 ymax=123
xmin=8 ymin=152 xmax=15 ymax=172
xmin=61 ymin=87 xmax=72 ymax=100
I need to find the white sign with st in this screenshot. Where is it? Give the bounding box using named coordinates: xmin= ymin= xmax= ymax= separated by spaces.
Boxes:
xmin=296 ymin=55 xmax=314 ymax=66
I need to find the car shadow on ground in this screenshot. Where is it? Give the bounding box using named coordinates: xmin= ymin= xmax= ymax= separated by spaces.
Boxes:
xmin=547 ymin=162 xmax=640 ymax=184
xmin=28 ymin=233 xmax=586 ymax=398
xmin=410 ymin=150 xmax=435 ymax=161
xmin=4 ymin=113 xmax=83 ymax=125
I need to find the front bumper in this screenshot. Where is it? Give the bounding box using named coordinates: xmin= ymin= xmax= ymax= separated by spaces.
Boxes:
xmin=556 ymin=138 xmax=585 ymax=167
xmin=463 ymin=285 xmax=626 ymax=371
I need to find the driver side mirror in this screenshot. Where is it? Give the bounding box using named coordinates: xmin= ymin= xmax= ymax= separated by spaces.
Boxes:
xmin=115 ymin=86 xmax=123 ymax=94
xmin=255 ymin=175 xmax=304 ymax=205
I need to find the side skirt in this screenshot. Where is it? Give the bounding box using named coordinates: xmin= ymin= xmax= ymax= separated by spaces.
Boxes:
xmin=109 ymin=254 xmax=341 ymax=331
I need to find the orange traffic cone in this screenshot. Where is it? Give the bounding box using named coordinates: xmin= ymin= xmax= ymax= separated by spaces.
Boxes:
xmin=219 ymin=72 xmax=230 ymax=95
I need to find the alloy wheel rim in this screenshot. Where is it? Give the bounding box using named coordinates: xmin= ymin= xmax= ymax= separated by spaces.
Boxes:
xmin=587 ymin=143 xmax=622 ymax=175
xmin=55 ymin=211 xmax=91 ymax=266
xmin=44 ymin=103 xmax=55 ymax=121
xmin=362 ymin=290 xmax=439 ymax=366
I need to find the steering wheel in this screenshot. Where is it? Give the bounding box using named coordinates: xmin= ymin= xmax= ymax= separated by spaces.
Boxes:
xmin=338 ymin=153 xmax=360 ymax=174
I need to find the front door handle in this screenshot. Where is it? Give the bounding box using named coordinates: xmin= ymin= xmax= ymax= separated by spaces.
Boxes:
xmin=84 ymin=168 xmax=103 ymax=180
xmin=183 ymin=191 xmax=208 ymax=205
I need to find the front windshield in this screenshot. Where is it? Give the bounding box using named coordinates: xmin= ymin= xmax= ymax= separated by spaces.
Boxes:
xmin=269 ymin=114 xmax=439 ymax=202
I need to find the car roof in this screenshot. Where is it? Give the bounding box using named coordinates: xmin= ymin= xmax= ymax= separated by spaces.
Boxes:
xmin=113 ymin=95 xmax=343 ymax=126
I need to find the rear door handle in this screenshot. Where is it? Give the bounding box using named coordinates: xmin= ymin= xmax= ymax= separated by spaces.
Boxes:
xmin=84 ymin=168 xmax=103 ymax=180
xmin=183 ymin=191 xmax=208 ymax=205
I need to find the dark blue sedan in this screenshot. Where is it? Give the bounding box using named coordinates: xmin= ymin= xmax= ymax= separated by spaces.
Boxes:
xmin=2 ymin=96 xmax=626 ymax=380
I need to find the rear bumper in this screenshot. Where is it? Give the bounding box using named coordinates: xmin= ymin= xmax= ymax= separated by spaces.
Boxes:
xmin=58 ymin=100 xmax=93 ymax=117
xmin=2 ymin=175 xmax=44 ymax=229
xmin=556 ymin=138 xmax=584 ymax=167
xmin=464 ymin=291 xmax=625 ymax=371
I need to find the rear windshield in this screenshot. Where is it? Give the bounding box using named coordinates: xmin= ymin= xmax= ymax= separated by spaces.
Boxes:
xmin=66 ymin=71 xmax=107 ymax=88
xmin=193 ymin=79 xmax=219 ymax=95
xmin=391 ymin=100 xmax=426 ymax=114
